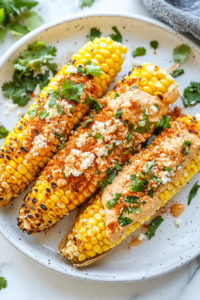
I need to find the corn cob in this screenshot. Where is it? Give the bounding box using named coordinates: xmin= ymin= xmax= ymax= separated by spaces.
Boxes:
xmin=59 ymin=115 xmax=200 ymax=266
xmin=0 ymin=37 xmax=127 ymax=207
xmin=18 ymin=63 xmax=179 ymax=234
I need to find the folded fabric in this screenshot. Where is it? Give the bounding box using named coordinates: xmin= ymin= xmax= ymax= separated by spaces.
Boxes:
xmin=142 ymin=0 xmax=200 ymax=40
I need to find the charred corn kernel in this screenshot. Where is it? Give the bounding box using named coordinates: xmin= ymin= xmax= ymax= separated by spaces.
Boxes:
xmin=0 ymin=38 xmax=125 ymax=208
xmin=60 ymin=116 xmax=200 ymax=264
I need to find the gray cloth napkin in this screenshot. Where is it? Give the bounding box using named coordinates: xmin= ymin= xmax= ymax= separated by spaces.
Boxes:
xmin=142 ymin=0 xmax=200 ymax=40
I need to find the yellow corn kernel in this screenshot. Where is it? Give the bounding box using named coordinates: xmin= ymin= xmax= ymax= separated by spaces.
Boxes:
xmin=9 ymin=160 xmax=17 ymax=169
xmin=6 ymin=166 xmax=15 ymax=174
xmin=79 ymin=253 xmax=86 ymax=262
xmin=86 ymin=250 xmax=96 ymax=257
xmin=93 ymin=245 xmax=102 ymax=254
xmin=143 ymin=86 xmax=153 ymax=95
xmin=102 ymin=245 xmax=110 ymax=252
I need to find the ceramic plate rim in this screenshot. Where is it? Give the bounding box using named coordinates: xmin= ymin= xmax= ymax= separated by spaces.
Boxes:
xmin=0 ymin=11 xmax=200 ymax=283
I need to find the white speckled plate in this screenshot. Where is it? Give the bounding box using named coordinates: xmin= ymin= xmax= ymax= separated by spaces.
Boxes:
xmin=0 ymin=12 xmax=200 ymax=282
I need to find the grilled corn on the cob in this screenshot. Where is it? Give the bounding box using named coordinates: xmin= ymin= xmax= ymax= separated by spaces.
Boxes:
xmin=0 ymin=37 xmax=127 ymax=207
xmin=59 ymin=115 xmax=200 ymax=266
xmin=18 ymin=63 xmax=179 ymax=234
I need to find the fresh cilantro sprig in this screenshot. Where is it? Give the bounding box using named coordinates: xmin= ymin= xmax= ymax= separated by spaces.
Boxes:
xmin=118 ymin=214 xmax=133 ymax=226
xmin=106 ymin=193 xmax=121 ymax=210
xmin=182 ymin=81 xmax=200 ymax=107
xmin=78 ymin=62 xmax=103 ymax=77
xmin=147 ymin=216 xmax=164 ymax=239
xmin=109 ymin=26 xmax=122 ymax=43
xmin=61 ymin=79 xmax=84 ymax=103
xmin=154 ymin=115 xmax=171 ymax=135
xmin=132 ymin=47 xmax=146 ymax=58
xmin=173 ymin=44 xmax=190 ymax=63
xmin=188 ymin=181 xmax=200 ymax=205
xmin=0 ymin=277 xmax=7 ymax=290
xmin=0 ymin=0 xmax=43 ymax=43
xmin=82 ymin=114 xmax=94 ymax=127
xmin=2 ymin=41 xmax=57 ymax=107
xmin=89 ymin=27 xmax=101 ymax=41
xmin=79 ymin=0 xmax=94 ymax=8
xmin=86 ymin=95 xmax=102 ymax=113
xmin=150 ymin=40 xmax=158 ymax=49
xmin=114 ymin=109 xmax=123 ymax=119
xmin=182 ymin=140 xmax=192 ymax=157
xmin=0 ymin=125 xmax=9 ymax=139
xmin=170 ymin=69 xmax=184 ymax=78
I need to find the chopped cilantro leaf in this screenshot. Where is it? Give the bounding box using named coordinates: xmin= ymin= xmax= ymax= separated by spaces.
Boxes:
xmin=124 ymin=195 xmax=139 ymax=204
xmin=130 ymin=176 xmax=146 ymax=192
xmin=188 ymin=181 xmax=200 ymax=205
xmin=129 ymin=84 xmax=138 ymax=89
xmin=61 ymin=79 xmax=84 ymax=103
xmin=27 ymin=103 xmax=39 ymax=117
xmin=39 ymin=110 xmax=49 ymax=119
xmin=138 ymin=120 xmax=146 ymax=127
xmin=164 ymin=167 xmax=172 ymax=173
xmin=0 ymin=125 xmax=9 ymax=139
xmin=106 ymin=193 xmax=121 ymax=210
xmin=154 ymin=115 xmax=171 ymax=134
xmin=86 ymin=95 xmax=102 ymax=113
xmin=82 ymin=114 xmax=94 ymax=127
xmin=114 ymin=93 xmax=120 ymax=99
xmin=142 ymin=109 xmax=151 ymax=132
xmin=182 ymin=140 xmax=192 ymax=157
xmin=78 ymin=63 xmax=103 ymax=77
xmin=113 ymin=141 xmax=121 ymax=147
xmin=150 ymin=40 xmax=158 ymax=49
xmin=93 ymin=134 xmax=101 ymax=139
xmin=118 ymin=215 xmax=133 ymax=226
xmin=135 ymin=126 xmax=146 ymax=134
xmin=79 ymin=0 xmax=94 ymax=8
xmin=126 ymin=123 xmax=134 ymax=144
xmin=58 ymin=144 xmax=66 ymax=150
xmin=147 ymin=216 xmax=164 ymax=239
xmin=170 ymin=69 xmax=184 ymax=78
xmin=123 ymin=149 xmax=130 ymax=155
xmin=183 ymin=81 xmax=200 ymax=107
xmin=132 ymin=47 xmax=146 ymax=58
xmin=89 ymin=27 xmax=101 ymax=41
xmin=0 ymin=277 xmax=7 ymax=290
xmin=114 ymin=109 xmax=123 ymax=119
xmin=109 ymin=26 xmax=122 ymax=43
xmin=173 ymin=44 xmax=190 ymax=63
xmin=62 ymin=172 xmax=66 ymax=179
xmin=114 ymin=162 xmax=123 ymax=171
xmin=108 ymin=148 xmax=113 ymax=155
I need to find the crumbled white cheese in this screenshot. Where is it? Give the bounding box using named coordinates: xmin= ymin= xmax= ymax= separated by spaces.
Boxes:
xmin=155 ymin=81 xmax=162 ymax=88
xmin=196 ymin=113 xmax=200 ymax=121
xmin=150 ymin=105 xmax=158 ymax=113
xmin=140 ymin=219 xmax=145 ymax=225
xmin=34 ymin=84 xmax=41 ymax=96
xmin=29 ymin=134 xmax=48 ymax=157
xmin=190 ymin=101 xmax=196 ymax=105
xmin=159 ymin=69 xmax=167 ymax=76
xmin=76 ymin=132 xmax=88 ymax=148
xmin=16 ymin=109 xmax=23 ymax=117
xmin=64 ymin=150 xmax=95 ymax=177
xmin=66 ymin=65 xmax=78 ymax=74
xmin=132 ymin=59 xmax=140 ymax=67
xmin=161 ymin=171 xmax=171 ymax=184
xmin=44 ymin=100 xmax=59 ymax=121
xmin=60 ymin=101 xmax=73 ymax=112
xmin=5 ymin=100 xmax=18 ymax=111
xmin=175 ymin=218 xmax=182 ymax=227
xmin=177 ymin=165 xmax=182 ymax=170
xmin=95 ymin=146 xmax=108 ymax=157
xmin=99 ymin=42 xmax=107 ymax=48
xmin=138 ymin=233 xmax=147 ymax=241
xmin=145 ymin=64 xmax=155 ymax=74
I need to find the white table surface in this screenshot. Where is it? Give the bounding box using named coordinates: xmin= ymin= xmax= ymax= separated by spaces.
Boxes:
xmin=1 ymin=0 xmax=200 ymax=299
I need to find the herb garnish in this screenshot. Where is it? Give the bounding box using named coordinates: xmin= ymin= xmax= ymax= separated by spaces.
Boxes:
xmin=150 ymin=40 xmax=158 ymax=49
xmin=27 ymin=103 xmax=40 ymax=117
xmin=182 ymin=82 xmax=200 ymax=107
xmin=106 ymin=193 xmax=121 ymax=210
xmin=170 ymin=69 xmax=184 ymax=78
xmin=188 ymin=181 xmax=200 ymax=205
xmin=86 ymin=95 xmax=102 ymax=113
xmin=2 ymin=41 xmax=57 ymax=106
xmin=129 ymin=84 xmax=138 ymax=89
xmin=0 ymin=277 xmax=7 ymax=290
xmin=126 ymin=123 xmax=134 ymax=144
xmin=0 ymin=125 xmax=9 ymax=139
xmin=153 ymin=103 xmax=160 ymax=111
xmin=182 ymin=140 xmax=192 ymax=157
xmin=0 ymin=1 xmax=42 ymax=43
xmin=81 ymin=114 xmax=94 ymax=127
xmin=147 ymin=216 xmax=164 ymax=239
xmin=79 ymin=0 xmax=94 ymax=8
xmin=109 ymin=26 xmax=122 ymax=43
xmin=61 ymin=79 xmax=84 ymax=103
xmin=173 ymin=44 xmax=190 ymax=63
xmin=39 ymin=110 xmax=49 ymax=119
xmin=132 ymin=47 xmax=146 ymax=58
xmin=114 ymin=93 xmax=120 ymax=99
xmin=154 ymin=115 xmax=171 ymax=135
xmin=118 ymin=214 xmax=133 ymax=226
xmin=114 ymin=109 xmax=123 ymax=119
xmin=89 ymin=27 xmax=101 ymax=41
xmin=78 ymin=62 xmax=103 ymax=77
